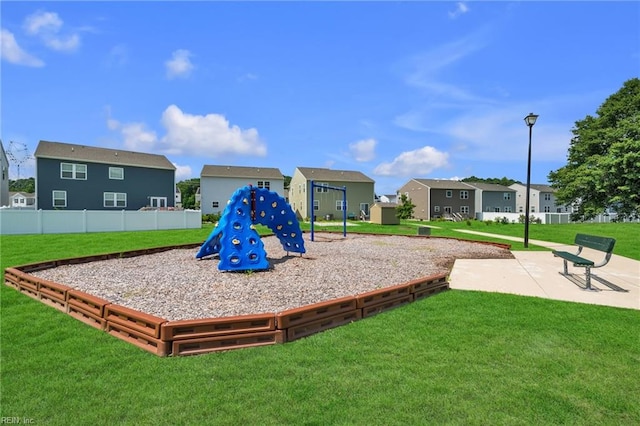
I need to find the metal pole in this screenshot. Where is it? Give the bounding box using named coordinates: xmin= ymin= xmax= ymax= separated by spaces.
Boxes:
xmin=310 ymin=180 xmax=315 ymax=241
xmin=524 ymin=124 xmax=533 ymax=248
xmin=342 ymin=186 xmax=347 ymax=238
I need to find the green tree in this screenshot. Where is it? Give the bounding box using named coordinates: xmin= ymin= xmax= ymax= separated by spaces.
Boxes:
xmin=396 ymin=193 xmax=415 ymax=219
xmin=9 ymin=177 xmax=35 ymax=193
xmin=176 ymin=178 xmax=200 ymax=209
xmin=548 ymin=78 xmax=640 ymax=220
xmin=462 ymin=176 xmax=519 ymax=186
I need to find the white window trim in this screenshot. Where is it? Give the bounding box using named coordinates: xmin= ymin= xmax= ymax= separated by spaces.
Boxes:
xmin=445 ymin=190 xmax=453 ymax=198
xmin=109 ymin=167 xmax=124 ymax=180
xmin=460 ymin=190 xmax=469 ymax=200
xmin=336 ymin=200 xmax=347 ymax=211
xmin=52 ymin=190 xmax=67 ymax=208
xmin=61 ymin=163 xmax=87 ymax=180
xmin=104 ymin=192 xmax=127 ymax=208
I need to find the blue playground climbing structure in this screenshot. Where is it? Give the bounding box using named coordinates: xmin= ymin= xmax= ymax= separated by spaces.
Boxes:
xmin=196 ymin=185 xmax=306 ymax=271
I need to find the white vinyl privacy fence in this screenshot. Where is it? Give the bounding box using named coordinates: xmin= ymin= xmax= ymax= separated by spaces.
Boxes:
xmin=0 ymin=209 xmax=202 ymax=235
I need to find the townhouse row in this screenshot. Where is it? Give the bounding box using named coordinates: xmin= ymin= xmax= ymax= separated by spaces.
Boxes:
xmin=1 ymin=140 xmax=566 ymax=220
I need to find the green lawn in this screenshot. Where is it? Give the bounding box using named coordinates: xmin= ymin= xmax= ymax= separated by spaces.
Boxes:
xmin=1 ymin=225 xmax=639 ymax=424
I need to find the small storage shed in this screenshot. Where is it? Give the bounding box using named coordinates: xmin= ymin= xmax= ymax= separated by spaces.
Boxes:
xmin=370 ymin=203 xmax=399 ymax=225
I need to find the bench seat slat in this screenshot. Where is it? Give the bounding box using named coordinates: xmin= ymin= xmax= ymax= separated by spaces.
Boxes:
xmin=552 ymin=251 xmax=594 ymax=266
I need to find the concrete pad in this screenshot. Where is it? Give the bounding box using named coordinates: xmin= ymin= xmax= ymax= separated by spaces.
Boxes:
xmin=450 ymin=251 xmax=639 ymax=310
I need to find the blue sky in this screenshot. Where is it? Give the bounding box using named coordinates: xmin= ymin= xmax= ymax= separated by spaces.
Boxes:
xmin=2 ymin=1 xmax=638 ymax=195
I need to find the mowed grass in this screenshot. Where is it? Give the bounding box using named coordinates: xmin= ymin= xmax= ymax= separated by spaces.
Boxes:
xmin=1 ymin=224 xmax=639 ymax=425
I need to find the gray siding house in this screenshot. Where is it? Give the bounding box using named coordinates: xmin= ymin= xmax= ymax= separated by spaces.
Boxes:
xmin=0 ymin=141 xmax=9 ymax=207
xmin=509 ymin=183 xmax=568 ymax=214
xmin=289 ymin=167 xmax=375 ymax=220
xmin=397 ymin=179 xmax=476 ymax=221
xmin=463 ymin=182 xmax=516 ymax=213
xmin=200 ymin=165 xmax=285 ymax=215
xmin=35 ymin=141 xmax=176 ymax=210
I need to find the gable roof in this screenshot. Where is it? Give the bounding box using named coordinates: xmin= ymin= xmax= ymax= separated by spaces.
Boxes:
xmin=201 ymin=165 xmax=284 ymax=179
xmin=463 ymin=182 xmax=515 ymax=192
xmin=411 ymin=178 xmax=473 ymax=190
xmin=34 ymin=141 xmax=175 ymax=170
xmin=296 ymin=167 xmax=374 ymax=183
xmin=530 ymin=184 xmax=555 ymax=192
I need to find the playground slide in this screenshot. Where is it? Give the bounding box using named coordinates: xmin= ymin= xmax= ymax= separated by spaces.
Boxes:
xmin=196 ymin=186 xmax=305 ymax=271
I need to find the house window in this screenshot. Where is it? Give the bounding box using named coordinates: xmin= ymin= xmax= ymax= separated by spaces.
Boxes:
xmin=359 ymin=203 xmax=369 ymax=216
xmin=494 ymin=207 xmax=501 ymax=212
xmin=434 ymin=206 xmax=440 ymax=212
xmin=505 ymin=207 xmax=512 ymax=213
xmin=460 ymin=191 xmax=469 ymax=200
xmin=460 ymin=206 xmax=470 ymax=214
xmin=257 ymin=181 xmax=270 ymax=190
xmin=313 ymin=200 xmax=319 ymax=210
xmin=150 ymin=197 xmax=167 ymax=208
xmin=544 ymin=206 xmax=551 ymax=212
xmin=316 ymin=182 xmax=328 ymax=193
xmin=336 ymin=200 xmax=347 ymax=211
xmin=503 ymin=193 xmax=512 ymax=200
xmin=445 ymin=190 xmax=452 ymax=198
xmin=61 ymin=163 xmax=87 ymax=180
xmin=544 ymin=193 xmax=552 ymax=201
xmin=212 ymin=201 xmax=219 ymax=208
xmin=109 ymin=167 xmax=124 ymax=180
xmin=52 ymin=190 xmax=67 ymax=208
xmin=104 ymin=192 xmax=127 ymax=208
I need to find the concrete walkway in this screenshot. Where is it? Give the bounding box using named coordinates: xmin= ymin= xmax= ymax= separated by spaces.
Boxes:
xmin=449 ymin=230 xmax=640 ymax=310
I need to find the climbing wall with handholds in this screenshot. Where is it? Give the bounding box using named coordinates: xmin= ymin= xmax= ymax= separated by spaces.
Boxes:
xmin=195 ymin=185 xmax=305 ymax=271
xmin=252 ymin=187 xmax=306 ymax=254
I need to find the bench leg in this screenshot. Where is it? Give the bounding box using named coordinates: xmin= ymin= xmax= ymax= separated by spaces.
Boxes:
xmin=562 ymin=259 xmax=569 ymax=276
xmin=585 ymin=266 xmax=593 ymax=291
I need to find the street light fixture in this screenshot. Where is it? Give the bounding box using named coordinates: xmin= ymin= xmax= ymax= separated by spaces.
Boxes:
xmin=523 ymin=112 xmax=538 ymax=248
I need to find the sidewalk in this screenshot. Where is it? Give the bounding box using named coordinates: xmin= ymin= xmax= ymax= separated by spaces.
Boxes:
xmin=449 ymin=230 xmax=640 ymax=310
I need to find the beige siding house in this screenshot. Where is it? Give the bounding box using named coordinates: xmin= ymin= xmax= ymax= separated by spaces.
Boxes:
xmin=289 ymin=167 xmax=375 ymax=220
xmin=200 ymin=165 xmax=285 ymax=215
xmin=397 ymin=179 xmax=476 ymax=221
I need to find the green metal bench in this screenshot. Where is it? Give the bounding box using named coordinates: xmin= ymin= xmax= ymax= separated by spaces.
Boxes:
xmin=552 ymin=233 xmax=616 ymax=290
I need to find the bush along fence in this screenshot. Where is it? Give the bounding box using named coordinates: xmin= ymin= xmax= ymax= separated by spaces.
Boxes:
xmin=3 ymin=244 xmax=449 ymax=357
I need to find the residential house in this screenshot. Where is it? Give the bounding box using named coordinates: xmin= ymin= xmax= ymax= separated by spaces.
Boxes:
xmin=289 ymin=167 xmax=375 ymax=220
xmin=200 ymin=165 xmax=285 ymax=215
xmin=0 ymin=141 xmax=9 ymax=207
xmin=463 ymin=182 xmax=516 ymax=214
xmin=509 ymin=183 xmax=569 ymax=214
xmin=9 ymin=192 xmax=36 ymax=209
xmin=34 ymin=140 xmax=176 ymax=210
xmin=397 ymin=179 xmax=476 ymax=221
xmin=175 ymin=186 xmax=182 ymax=208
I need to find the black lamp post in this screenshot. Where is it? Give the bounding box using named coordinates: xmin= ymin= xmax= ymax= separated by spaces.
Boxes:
xmin=523 ymin=112 xmax=539 ymax=248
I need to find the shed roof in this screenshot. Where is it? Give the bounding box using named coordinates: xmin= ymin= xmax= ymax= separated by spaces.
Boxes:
xmin=35 ymin=141 xmax=175 ymax=170
xmin=296 ymin=167 xmax=374 ymax=183
xmin=200 ymin=165 xmax=284 ymax=179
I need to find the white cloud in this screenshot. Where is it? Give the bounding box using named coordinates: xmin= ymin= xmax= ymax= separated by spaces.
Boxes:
xmin=165 ymin=49 xmax=194 ymax=79
xmin=23 ymin=10 xmax=80 ymax=53
xmin=0 ymin=29 xmax=44 ymax=67
xmin=120 ymin=122 xmax=158 ymax=153
xmin=349 ymin=138 xmax=377 ymax=162
xmin=161 ymin=105 xmax=266 ymax=156
xmin=107 ymin=105 xmax=267 ymax=158
xmin=374 ymin=146 xmax=449 ymax=177
xmin=449 ymin=2 xmax=469 ymax=19
xmin=173 ymin=163 xmax=193 ymax=181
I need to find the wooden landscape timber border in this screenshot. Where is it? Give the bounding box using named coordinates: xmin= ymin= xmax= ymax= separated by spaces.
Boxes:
xmin=3 ymin=240 xmax=457 ymax=357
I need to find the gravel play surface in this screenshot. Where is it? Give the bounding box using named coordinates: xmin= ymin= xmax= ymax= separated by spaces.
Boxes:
xmin=30 ymin=233 xmax=513 ymax=321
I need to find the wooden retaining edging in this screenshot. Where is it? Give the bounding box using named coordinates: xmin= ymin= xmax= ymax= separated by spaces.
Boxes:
xmin=4 ymin=244 xmax=450 ymax=357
